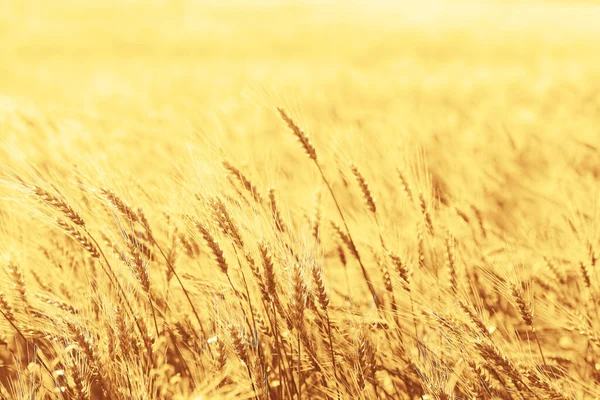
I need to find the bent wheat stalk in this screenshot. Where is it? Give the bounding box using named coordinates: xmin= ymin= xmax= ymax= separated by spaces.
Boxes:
xmin=277 ymin=107 xmax=381 ymax=309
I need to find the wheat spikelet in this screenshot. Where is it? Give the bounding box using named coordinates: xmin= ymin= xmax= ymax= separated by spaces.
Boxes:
xmin=579 ymin=261 xmax=592 ymax=288
xmin=123 ymin=231 xmax=154 ymax=260
xmin=291 ymin=263 xmax=306 ymax=328
xmin=356 ymin=329 xmax=377 ymax=389
xmin=267 ymin=187 xmax=287 ymax=233
xmin=349 ymin=162 xmax=376 ymax=214
xmin=525 ymin=368 xmax=570 ymax=400
xmin=0 ymin=292 xmax=15 ymax=322
xmin=277 ymin=107 xmax=317 ymax=161
xmin=252 ymin=307 xmax=272 ymax=338
xmin=114 ymin=307 xmax=134 ymax=357
xmin=228 ymin=324 xmax=249 ymax=364
xmin=178 ymin=232 xmax=196 ymax=258
xmin=165 ymin=229 xmax=180 ymax=282
xmin=210 ymin=197 xmax=245 ymax=250
xmin=134 ymin=314 xmax=155 ymax=358
xmin=68 ymin=362 xmax=90 ymax=400
xmin=589 ymin=243 xmax=598 ymax=267
xmin=29 ymin=270 xmax=53 ymax=293
xmin=34 ymin=293 xmax=77 ymax=314
xmin=445 ymin=231 xmax=458 ymax=295
xmin=331 ymin=220 xmax=358 ymax=259
xmin=570 ymin=317 xmax=600 ymax=347
xmin=311 ymin=264 xmax=329 ymax=310
xmin=124 ymin=237 xmax=151 ymax=294
xmin=396 ymin=168 xmax=414 ymax=203
xmin=222 ymin=161 xmax=263 ymax=204
xmin=419 ymin=192 xmax=434 ymax=236
xmin=468 ymin=361 xmax=501 ymax=397
xmin=388 ymin=251 xmax=410 ymax=291
xmin=196 ymin=222 xmax=229 ymax=274
xmin=336 ymin=244 xmax=347 ymax=268
xmin=474 ymin=341 xmax=523 ymax=385
xmin=244 ymin=252 xmax=270 ymax=305
xmin=374 ymin=252 xmax=393 ymax=295
xmin=417 ymin=223 xmax=426 ymax=269
xmin=32 ymin=185 xmax=86 ymax=227
xmin=471 ymin=205 xmax=487 ymax=238
xmin=510 ymin=283 xmax=533 ymax=326
xmin=457 ymin=300 xmax=491 ymax=339
xmin=56 ymin=219 xmax=100 ymax=259
xmin=7 ymin=261 xmax=29 ymax=310
xmin=250 ymin=354 xmax=269 ymax=397
xmin=257 ymin=240 xmax=277 ymax=303
xmin=544 ymin=257 xmax=566 ymax=285
xmin=454 ymin=206 xmax=470 ymax=224
xmin=310 ymin=190 xmax=322 ymax=243
xmin=66 ymin=321 xmax=109 ymax=398
xmin=67 ymin=322 xmax=100 ymax=365
xmin=137 ymin=207 xmax=153 ymax=240
xmin=215 ymin=337 xmax=228 ymax=371
xmin=101 ymin=187 xmax=139 ymax=223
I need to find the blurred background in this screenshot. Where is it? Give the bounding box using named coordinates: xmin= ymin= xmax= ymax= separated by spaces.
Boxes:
xmin=1 ymin=0 xmax=600 ymax=193
xmin=2 ymin=1 xmax=599 ymax=111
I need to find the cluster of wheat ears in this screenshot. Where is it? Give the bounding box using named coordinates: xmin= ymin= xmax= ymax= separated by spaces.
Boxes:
xmin=0 ymin=102 xmax=598 ymax=400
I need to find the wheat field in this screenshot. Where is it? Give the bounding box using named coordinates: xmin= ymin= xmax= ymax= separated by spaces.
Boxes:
xmin=1 ymin=1 xmax=600 ymax=399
